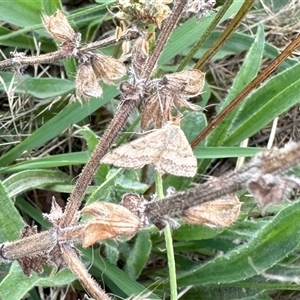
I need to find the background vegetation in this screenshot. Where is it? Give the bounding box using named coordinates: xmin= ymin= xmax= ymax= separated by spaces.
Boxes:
xmin=1 ymin=0 xmax=300 ymax=299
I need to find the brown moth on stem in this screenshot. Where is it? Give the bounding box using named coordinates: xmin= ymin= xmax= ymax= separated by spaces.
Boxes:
xmin=101 ymin=120 xmax=198 ymax=177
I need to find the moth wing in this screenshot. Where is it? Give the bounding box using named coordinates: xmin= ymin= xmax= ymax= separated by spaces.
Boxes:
xmin=155 ymin=125 xmax=197 ymax=177
xmin=101 ymin=129 xmax=165 ymax=169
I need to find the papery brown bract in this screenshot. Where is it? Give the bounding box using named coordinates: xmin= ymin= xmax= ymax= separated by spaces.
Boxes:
xmin=132 ymin=37 xmax=149 ymax=76
xmin=141 ymin=92 xmax=173 ymax=130
xmin=247 ymin=174 xmax=300 ymax=213
xmin=41 ymin=10 xmax=81 ymax=56
xmin=160 ymin=69 xmax=205 ymax=97
xmin=91 ymin=53 xmax=127 ymax=84
xmin=75 ymin=63 xmax=103 ymax=103
xmin=182 ymin=194 xmax=241 ymax=227
xmin=81 ymin=202 xmax=141 ymax=247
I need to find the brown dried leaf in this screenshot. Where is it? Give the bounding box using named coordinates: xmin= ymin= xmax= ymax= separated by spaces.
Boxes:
xmin=91 ymin=53 xmax=127 ymax=84
xmin=102 ymin=122 xmax=197 ymax=177
xmin=81 ymin=202 xmax=141 ymax=247
xmin=16 ymin=226 xmax=51 ymax=276
xmin=182 ymin=194 xmax=241 ymax=227
xmin=75 ymin=63 xmax=103 ymax=102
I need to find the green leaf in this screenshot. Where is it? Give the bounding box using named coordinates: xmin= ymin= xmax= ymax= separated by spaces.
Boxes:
xmin=0 ymin=262 xmax=76 ymax=300
xmin=0 ymin=85 xmax=119 ymax=167
xmin=0 ymin=152 xmax=89 ymax=174
xmin=20 ymin=77 xmax=74 ymax=99
xmin=207 ymin=23 xmax=265 ymax=147
xmin=224 ymin=62 xmax=300 ymax=146
xmin=0 ymin=181 xmax=24 ymax=243
xmin=177 ymin=200 xmax=300 ymax=287
xmin=173 ymin=224 xmax=223 ymax=241
xmin=194 ymin=146 xmax=261 ymax=159
xmin=3 ymin=170 xmax=71 ymax=198
xmin=159 ymin=1 xmax=244 ymax=65
xmin=124 ymin=231 xmax=152 ymax=280
xmin=82 ymin=247 xmax=161 ymax=299
xmin=0 ymin=0 xmax=42 ymax=28
xmin=86 ymin=168 xmax=124 ymax=205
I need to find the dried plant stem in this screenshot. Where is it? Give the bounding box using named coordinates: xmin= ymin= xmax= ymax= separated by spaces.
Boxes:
xmin=0 ymin=230 xmax=56 ymax=261
xmin=60 ymin=100 xmax=137 ymax=227
xmin=177 ymin=0 xmax=234 ymax=72
xmin=61 ymin=244 xmax=111 ymax=300
xmin=141 ymin=0 xmax=188 ymax=79
xmin=194 ymin=0 xmax=255 ymax=70
xmin=191 ymin=32 xmax=300 ymax=148
xmin=60 ymin=1 xmax=189 ymax=228
xmin=145 ymin=142 xmax=300 ymax=223
xmin=0 ymin=29 xmax=139 ymax=70
xmin=155 ymin=172 xmax=178 ymax=300
xmin=0 ymin=226 xmax=85 ymax=261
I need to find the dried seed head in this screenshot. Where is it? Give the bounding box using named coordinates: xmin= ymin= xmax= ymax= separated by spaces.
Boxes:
xmin=160 ymin=69 xmax=205 ymax=98
xmin=41 ymin=10 xmax=81 ymax=51
xmin=141 ymin=92 xmax=173 ymax=130
xmin=182 ymin=194 xmax=241 ymax=227
xmin=132 ymin=37 xmax=149 ymax=76
xmin=81 ymin=202 xmax=141 ymax=247
xmin=75 ymin=63 xmax=103 ymax=103
xmin=184 ymin=0 xmax=216 ymax=20
xmin=114 ymin=0 xmax=172 ymax=28
xmin=247 ymin=174 xmax=300 ymax=214
xmin=91 ymin=53 xmax=127 ymax=85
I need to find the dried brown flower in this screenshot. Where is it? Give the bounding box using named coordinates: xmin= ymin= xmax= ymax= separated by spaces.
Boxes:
xmin=114 ymin=0 xmax=172 ymax=28
xmin=247 ymin=174 xmax=300 ymax=213
xmin=182 ymin=194 xmax=241 ymax=227
xmin=141 ymin=92 xmax=173 ymax=130
xmin=41 ymin=10 xmax=81 ymax=55
xmin=140 ymin=69 xmax=205 ymax=130
xmin=132 ymin=37 xmax=149 ymax=76
xmin=184 ymin=0 xmax=216 ymax=20
xmin=81 ymin=202 xmax=141 ymax=247
xmin=91 ymin=53 xmax=127 ymax=84
xmin=160 ymin=69 xmax=205 ymax=98
xmin=75 ymin=63 xmax=103 ymax=103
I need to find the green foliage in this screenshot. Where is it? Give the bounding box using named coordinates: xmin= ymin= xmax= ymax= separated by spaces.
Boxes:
xmin=1 ymin=0 xmax=300 ymax=299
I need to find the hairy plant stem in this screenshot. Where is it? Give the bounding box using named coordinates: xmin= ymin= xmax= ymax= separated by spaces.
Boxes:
xmin=144 ymin=142 xmax=300 ymax=223
xmin=141 ymin=0 xmax=188 ymax=79
xmin=60 ymin=100 xmax=137 ymax=227
xmin=0 ymin=29 xmax=139 ymax=70
xmin=61 ymin=244 xmax=110 ymax=300
xmin=60 ymin=0 xmax=189 ymax=228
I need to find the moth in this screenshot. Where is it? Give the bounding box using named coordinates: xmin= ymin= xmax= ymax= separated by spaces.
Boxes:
xmin=101 ymin=122 xmax=197 ymax=177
